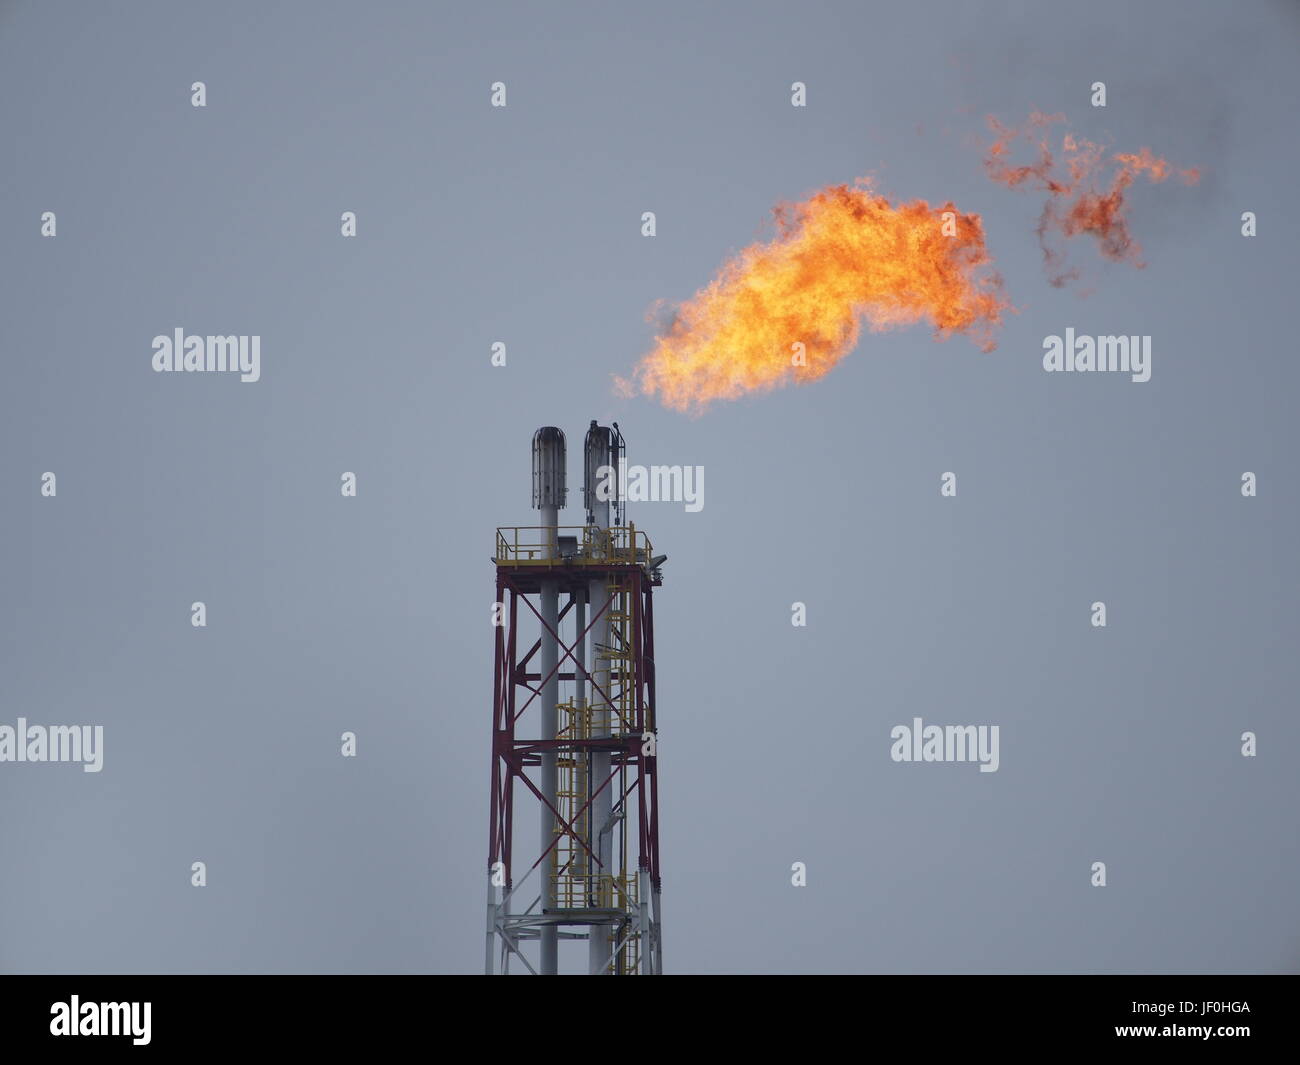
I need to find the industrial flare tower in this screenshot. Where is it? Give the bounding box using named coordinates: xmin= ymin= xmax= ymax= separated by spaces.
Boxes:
xmin=486 ymin=422 xmax=664 ymax=974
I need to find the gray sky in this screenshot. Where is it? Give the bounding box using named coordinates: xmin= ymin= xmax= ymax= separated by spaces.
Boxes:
xmin=1 ymin=0 xmax=1297 ymax=974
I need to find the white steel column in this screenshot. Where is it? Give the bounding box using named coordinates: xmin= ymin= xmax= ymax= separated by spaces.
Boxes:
xmin=539 ymin=502 xmax=559 ymax=975
xmin=532 ymin=427 xmax=566 ymax=977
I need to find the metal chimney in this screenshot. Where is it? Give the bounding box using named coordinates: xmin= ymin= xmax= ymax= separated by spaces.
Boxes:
xmin=532 ymin=427 xmax=567 ymax=553
xmin=530 ymin=426 xmax=565 ymax=973
xmin=583 ymin=421 xmax=624 ymax=530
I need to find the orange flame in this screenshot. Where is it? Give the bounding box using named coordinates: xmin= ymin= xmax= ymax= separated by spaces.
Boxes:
xmin=617 ymin=179 xmax=1008 ymax=414
xmin=985 ymin=112 xmax=1199 ymax=286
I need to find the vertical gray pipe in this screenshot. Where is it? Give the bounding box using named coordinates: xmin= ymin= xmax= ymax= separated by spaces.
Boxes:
xmin=540 ymin=517 xmax=558 ymax=976
xmin=532 ymin=428 xmax=566 ymax=976
xmin=584 ymin=422 xmax=616 ymax=974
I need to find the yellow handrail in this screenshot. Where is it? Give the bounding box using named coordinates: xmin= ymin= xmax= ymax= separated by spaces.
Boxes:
xmin=494 ymin=525 xmax=653 ymax=568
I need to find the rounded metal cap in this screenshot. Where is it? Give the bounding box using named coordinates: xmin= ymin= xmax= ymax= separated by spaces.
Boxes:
xmin=531 ymin=426 xmax=567 ymax=509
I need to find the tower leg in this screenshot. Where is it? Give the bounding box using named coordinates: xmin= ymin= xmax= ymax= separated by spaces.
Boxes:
xmin=588 ymin=576 xmax=613 ymax=974
xmin=485 ymin=883 xmax=496 ymax=975
xmin=539 ymin=505 xmax=559 ymax=975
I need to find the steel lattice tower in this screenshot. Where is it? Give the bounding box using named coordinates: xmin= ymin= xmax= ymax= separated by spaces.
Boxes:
xmin=486 ymin=423 xmax=664 ymax=974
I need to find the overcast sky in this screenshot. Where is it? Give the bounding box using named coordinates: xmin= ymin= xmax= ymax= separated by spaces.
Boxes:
xmin=1 ymin=0 xmax=1297 ymax=974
